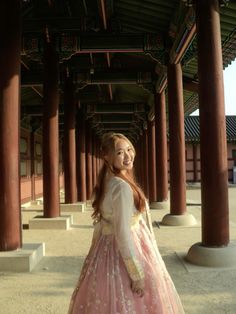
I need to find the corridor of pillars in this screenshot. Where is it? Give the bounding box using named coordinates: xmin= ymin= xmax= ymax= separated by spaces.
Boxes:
xmin=0 ymin=0 xmax=232 ymax=270
xmin=75 ymin=115 xmax=101 ymax=203
xmin=0 ymin=0 xmax=234 ymax=273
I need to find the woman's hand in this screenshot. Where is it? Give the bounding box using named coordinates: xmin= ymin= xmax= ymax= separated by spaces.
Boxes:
xmin=131 ymin=279 xmax=145 ymax=297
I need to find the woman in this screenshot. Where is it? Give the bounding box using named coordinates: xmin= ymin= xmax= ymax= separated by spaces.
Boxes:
xmin=68 ymin=132 xmax=185 ymax=313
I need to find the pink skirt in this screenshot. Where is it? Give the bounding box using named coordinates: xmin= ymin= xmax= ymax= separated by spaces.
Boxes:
xmin=68 ymin=220 xmax=185 ymax=314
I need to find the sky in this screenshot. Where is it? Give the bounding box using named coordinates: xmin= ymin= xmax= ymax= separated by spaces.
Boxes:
xmin=191 ymin=58 xmax=236 ymax=116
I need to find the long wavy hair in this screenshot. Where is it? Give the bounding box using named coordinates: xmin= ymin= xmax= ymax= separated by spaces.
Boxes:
xmin=92 ymin=132 xmax=146 ymax=220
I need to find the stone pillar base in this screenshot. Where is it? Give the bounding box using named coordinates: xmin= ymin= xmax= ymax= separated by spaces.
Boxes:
xmin=161 ymin=213 xmax=197 ymax=226
xmin=0 ymin=243 xmax=45 ymax=272
xmin=186 ymin=242 xmax=236 ymax=267
xmin=29 ymin=215 xmax=73 ymax=230
xmin=150 ymin=200 xmax=169 ymax=210
xmin=86 ymin=200 xmax=93 ymax=211
xmin=21 ymin=204 xmax=43 ymax=211
xmin=30 ymin=200 xmax=43 ymax=206
xmin=60 ymin=202 xmax=85 ymax=212
xmin=60 ymin=191 xmax=65 ymax=202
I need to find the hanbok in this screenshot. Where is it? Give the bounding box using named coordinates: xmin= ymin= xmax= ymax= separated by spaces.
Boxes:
xmin=69 ymin=176 xmax=185 ymax=313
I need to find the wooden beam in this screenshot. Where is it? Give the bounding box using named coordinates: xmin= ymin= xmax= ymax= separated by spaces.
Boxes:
xmin=183 ymin=76 xmax=198 ymax=93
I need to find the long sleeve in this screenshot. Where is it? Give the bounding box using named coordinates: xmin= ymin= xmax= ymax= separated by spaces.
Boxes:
xmin=91 ymin=220 xmax=102 ymax=247
xmin=112 ymin=179 xmax=144 ymax=281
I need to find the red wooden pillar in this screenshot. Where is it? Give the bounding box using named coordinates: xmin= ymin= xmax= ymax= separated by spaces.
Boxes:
xmin=96 ymin=140 xmax=100 ymax=180
xmin=143 ymin=129 xmax=149 ymax=199
xmin=138 ymin=135 xmax=145 ymax=191
xmin=92 ymin=134 xmax=97 ymax=188
xmin=197 ymin=0 xmax=229 ymax=246
xmin=186 ymin=0 xmax=235 ymax=267
xmin=30 ymin=130 xmax=36 ymax=201
xmin=193 ymin=144 xmax=198 ymax=182
xmin=64 ymin=77 xmax=77 ymax=203
xmin=162 ymin=63 xmax=196 ymax=226
xmin=77 ymin=110 xmax=86 ymax=202
xmin=86 ymin=125 xmax=93 ymax=200
xmin=167 ymin=63 xmax=186 ymax=216
xmin=147 ymin=120 xmax=157 ymax=203
xmin=155 ymin=92 xmax=168 ymax=203
xmin=0 ymin=0 xmax=22 ymax=251
xmin=134 ymin=139 xmax=142 ymax=186
xmin=42 ymin=40 xmax=60 ymax=218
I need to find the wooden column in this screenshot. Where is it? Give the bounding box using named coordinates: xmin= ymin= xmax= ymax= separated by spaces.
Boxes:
xmin=139 ymin=135 xmax=145 ymax=192
xmin=96 ymin=140 xmax=100 ymax=180
xmin=196 ymin=0 xmax=229 ymax=246
xmin=168 ymin=63 xmax=186 ymax=215
xmin=64 ymin=77 xmax=77 ymax=203
xmin=92 ymin=135 xmax=97 ymax=188
xmin=0 ymin=0 xmax=21 ymax=250
xmin=86 ymin=126 xmax=93 ymax=200
xmin=155 ymin=92 xmax=168 ymax=202
xmin=143 ymin=130 xmax=149 ymax=199
xmin=30 ymin=130 xmax=36 ymax=201
xmin=134 ymin=139 xmax=142 ymax=186
xmin=193 ymin=144 xmax=198 ymax=182
xmin=77 ymin=110 xmax=86 ymax=202
xmin=148 ymin=120 xmax=157 ymax=202
xmin=42 ymin=40 xmax=60 ymax=218
xmin=162 ymin=63 xmax=196 ymax=226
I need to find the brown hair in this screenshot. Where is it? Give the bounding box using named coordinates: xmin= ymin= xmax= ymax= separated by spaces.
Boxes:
xmin=92 ymin=132 xmax=146 ymax=219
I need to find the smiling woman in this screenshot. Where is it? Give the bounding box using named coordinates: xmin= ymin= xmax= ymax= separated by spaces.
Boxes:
xmin=68 ymin=132 xmax=185 ymax=314
xmin=112 ymin=139 xmax=135 ymax=173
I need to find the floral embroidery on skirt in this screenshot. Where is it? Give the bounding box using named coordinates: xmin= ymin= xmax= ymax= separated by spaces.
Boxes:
xmin=68 ymin=220 xmax=185 ymax=314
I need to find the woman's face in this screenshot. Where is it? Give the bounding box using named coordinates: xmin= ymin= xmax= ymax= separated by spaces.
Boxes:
xmin=111 ymin=138 xmax=135 ymax=174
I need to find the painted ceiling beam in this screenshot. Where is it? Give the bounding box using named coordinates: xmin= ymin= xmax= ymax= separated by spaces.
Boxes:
xmin=92 ymin=113 xmax=135 ymax=123
xmin=21 ymin=70 xmax=153 ymax=86
xmin=21 ymin=32 xmax=164 ymax=58
xmin=23 ymin=18 xmax=86 ymax=33
xmin=155 ymin=7 xmax=196 ymax=94
xmin=169 ymin=7 xmax=196 ymax=64
xmin=183 ymin=76 xmax=198 ymax=93
xmin=21 ymin=103 xmax=145 ymax=116
xmin=87 ymin=103 xmax=145 ymax=114
xmin=21 ymin=69 xmax=194 ymax=92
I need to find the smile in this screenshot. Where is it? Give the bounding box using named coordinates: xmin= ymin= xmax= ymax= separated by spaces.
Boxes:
xmin=123 ymin=160 xmax=132 ymax=165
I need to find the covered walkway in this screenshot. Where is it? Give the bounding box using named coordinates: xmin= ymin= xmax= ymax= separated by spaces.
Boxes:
xmin=1 ymin=186 xmax=236 ymax=314
xmin=1 ymin=1 xmax=236 ymax=313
